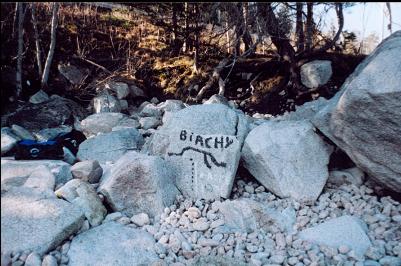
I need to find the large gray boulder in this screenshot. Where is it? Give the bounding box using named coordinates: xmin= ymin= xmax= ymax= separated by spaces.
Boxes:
xmin=11 ymin=124 xmax=35 ymax=140
xmin=165 ymin=130 xmax=241 ymax=200
xmin=144 ymin=104 xmax=249 ymax=154
xmin=33 ymin=125 xmax=72 ymax=141
xmin=22 ymin=165 xmax=56 ymax=192
xmin=1 ymin=127 xmax=20 ymax=155
xmin=29 ymin=89 xmax=49 ymax=104
xmin=1 ymin=158 xmax=72 ymax=187
xmin=143 ymin=104 xmax=249 ymax=200
xmin=274 ymin=97 xmax=329 ymax=123
xmin=157 ymin=99 xmax=185 ymax=113
xmin=106 ymin=81 xmax=130 ymax=100
xmin=77 ymin=128 xmax=144 ymax=163
xmin=58 ymin=63 xmax=88 ymax=85
xmin=203 ymin=94 xmax=230 ymax=106
xmin=6 ymin=95 xmax=88 ymax=131
xmin=300 ymin=60 xmax=332 ymax=89
xmin=216 ymin=199 xmax=296 ymax=234
xmin=98 ymin=151 xmax=180 ymax=217
xmin=129 ymin=84 xmax=146 ymax=98
xmin=2 ymin=164 xmax=55 ymax=193
xmin=56 ymin=179 xmax=106 ymax=226
xmin=312 ymin=31 xmax=401 ymax=193
xmin=67 ymin=222 xmax=158 ymax=266
xmin=92 ymin=91 xmax=121 ymax=113
xmin=139 ymin=103 xmax=163 ymax=117
xmin=80 ymin=112 xmax=139 ymax=137
xmin=71 ymin=160 xmax=103 ymax=184
xmin=299 ymin=215 xmax=371 ymax=258
xmin=1 ymin=186 xmax=84 ymax=256
xmin=242 ymin=120 xmax=332 ymax=203
xmin=139 ymin=116 xmax=161 ymax=130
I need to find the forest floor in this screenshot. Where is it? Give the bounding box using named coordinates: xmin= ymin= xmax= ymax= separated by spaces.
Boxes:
xmin=1 ymin=3 xmax=365 ymax=117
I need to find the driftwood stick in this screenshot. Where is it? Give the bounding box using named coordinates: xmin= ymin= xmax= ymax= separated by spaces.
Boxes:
xmin=73 ymin=55 xmax=112 ymax=74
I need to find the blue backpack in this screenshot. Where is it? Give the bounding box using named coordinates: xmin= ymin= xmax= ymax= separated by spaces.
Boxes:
xmin=14 ymin=129 xmax=86 ymax=160
xmin=14 ymin=139 xmax=64 ymax=160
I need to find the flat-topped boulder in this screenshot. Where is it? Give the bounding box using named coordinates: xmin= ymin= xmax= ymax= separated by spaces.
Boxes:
xmin=68 ymin=222 xmax=158 ymax=266
xmin=1 ymin=158 xmax=72 ymax=187
xmin=215 ymin=198 xmax=296 ymax=234
xmin=299 ymin=215 xmax=371 ymax=258
xmin=77 ymin=128 xmax=144 ymax=163
xmin=1 ymin=186 xmax=84 ymax=256
xmin=80 ymin=112 xmax=139 ymax=137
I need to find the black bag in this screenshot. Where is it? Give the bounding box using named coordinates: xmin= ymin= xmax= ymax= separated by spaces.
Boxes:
xmin=14 ymin=139 xmax=64 ymax=160
xmin=51 ymin=129 xmax=86 ymax=155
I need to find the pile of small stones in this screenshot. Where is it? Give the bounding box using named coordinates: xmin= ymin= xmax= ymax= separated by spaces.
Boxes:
xmin=8 ymin=178 xmax=401 ymax=266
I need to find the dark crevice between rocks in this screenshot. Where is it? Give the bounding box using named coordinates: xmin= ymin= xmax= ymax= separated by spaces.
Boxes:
xmin=99 ymin=194 xmax=115 ymax=214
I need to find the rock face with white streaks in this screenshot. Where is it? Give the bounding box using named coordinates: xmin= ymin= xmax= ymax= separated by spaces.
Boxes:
xmin=242 ymin=120 xmax=332 ymax=203
xmin=67 ymin=222 xmax=158 ymax=266
xmin=299 ymin=215 xmax=371 ymax=257
xmin=312 ymin=31 xmax=401 ymax=193
xmin=98 ymin=151 xmax=180 ymax=217
xmin=92 ymin=91 xmax=121 ymax=113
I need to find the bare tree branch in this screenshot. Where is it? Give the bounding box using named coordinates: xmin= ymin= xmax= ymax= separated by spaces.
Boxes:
xmin=41 ymin=2 xmax=60 ymax=88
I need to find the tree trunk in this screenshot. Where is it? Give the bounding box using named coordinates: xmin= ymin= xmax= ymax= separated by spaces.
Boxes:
xmin=234 ymin=3 xmax=243 ymax=56
xmin=41 ymin=2 xmax=60 ymax=89
xmin=386 ymin=2 xmax=392 ymax=34
xmin=183 ymin=2 xmax=189 ymax=54
xmin=296 ymin=2 xmax=305 ymax=52
xmin=31 ymin=2 xmax=43 ymax=77
xmin=313 ymin=3 xmax=343 ymax=54
xmin=225 ymin=16 xmax=231 ymax=54
xmin=12 ymin=3 xmax=18 ymax=39
xmin=259 ymin=3 xmax=300 ymax=94
xmin=242 ymin=2 xmax=253 ymax=55
xmin=16 ymin=3 xmax=26 ymax=100
xmin=171 ymin=3 xmax=180 ymax=56
xmin=305 ymin=3 xmax=313 ymax=51
xmin=193 ymin=4 xmax=200 ymax=73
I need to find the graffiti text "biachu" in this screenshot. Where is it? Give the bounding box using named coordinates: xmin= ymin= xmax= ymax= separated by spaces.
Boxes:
xmin=179 ymin=130 xmax=234 ymax=149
